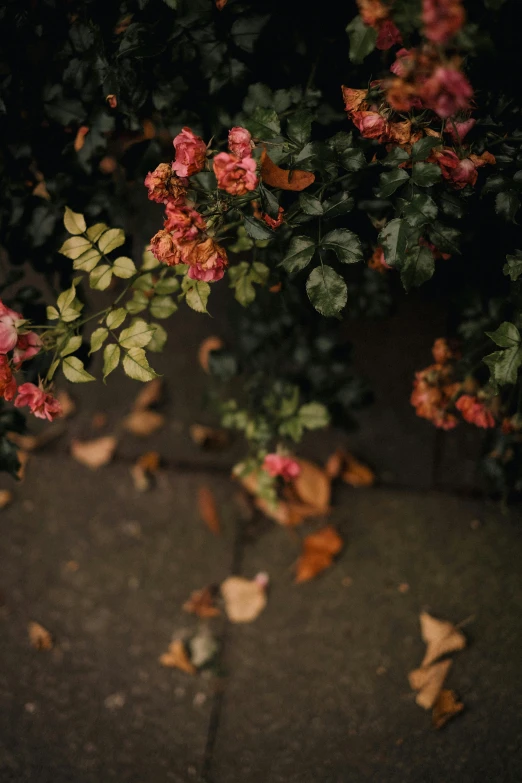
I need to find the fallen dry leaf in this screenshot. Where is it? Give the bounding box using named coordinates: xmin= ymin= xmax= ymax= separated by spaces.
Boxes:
xmin=198 ymin=485 xmax=221 ymax=535
xmin=295 ymin=525 xmax=343 ymax=584
xmin=183 ymin=587 xmax=221 ymax=618
xmin=32 ymin=181 xmax=50 ymax=200
xmin=189 ymin=424 xmax=230 ymax=451
xmin=132 ymin=378 xmax=163 ymax=412
xmin=324 ymin=449 xmax=344 ymax=479
xmin=74 ymin=125 xmax=89 ymax=152
xmin=293 ymin=458 xmax=331 ymax=511
xmin=71 ymin=436 xmax=117 ymax=469
xmin=0 ymin=489 xmax=13 ymax=510
xmin=221 ymin=576 xmax=267 ymax=623
xmin=260 ymin=149 xmax=315 ymax=191
xmin=432 ymin=689 xmax=464 ymax=729
xmin=342 ymin=453 xmax=375 ymax=488
xmin=409 ymin=659 xmax=452 ymax=709
xmin=420 ymin=611 xmax=466 ymax=667
xmin=130 ymin=450 xmax=160 ymax=492
xmin=159 ymin=639 xmax=196 ymax=674
xmin=56 ymin=390 xmax=76 ymax=419
xmin=17 ymin=450 xmax=29 ymax=480
xmin=123 ymin=409 xmax=165 ymax=437
xmin=198 ymin=336 xmax=224 ymax=373
xmin=28 ymin=621 xmax=53 ymax=651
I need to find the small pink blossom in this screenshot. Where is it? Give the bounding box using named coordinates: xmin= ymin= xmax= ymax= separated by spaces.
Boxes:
xmin=144 ymin=163 xmax=187 ymax=204
xmin=13 ymin=332 xmax=41 ymax=366
xmin=422 ymin=0 xmax=465 ymax=44
xmin=149 ymin=229 xmax=182 ymax=267
xmin=14 ymin=383 xmax=62 ymax=422
xmin=172 ymin=127 xmax=207 ymax=178
xmin=262 ymin=454 xmax=301 ymax=481
xmin=0 ymin=300 xmax=22 ymax=354
xmin=455 ymin=395 xmax=495 ymax=429
xmin=390 ymin=48 xmax=413 ymax=77
xmin=164 ymin=202 xmax=206 ymax=241
xmin=185 ymin=237 xmax=228 ymax=283
xmin=351 ymin=111 xmax=389 ymax=141
xmin=0 ymin=356 xmax=17 ymax=401
xmin=213 ymin=152 xmax=258 ymax=196
xmin=228 ymin=126 xmax=254 ymax=158
xmin=420 ymin=66 xmax=473 ymax=119
xmin=444 ymin=118 xmax=476 ymax=143
xmin=376 ymin=20 xmax=402 ymax=50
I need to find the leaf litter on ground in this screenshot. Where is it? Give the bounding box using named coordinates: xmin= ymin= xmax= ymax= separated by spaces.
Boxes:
xmin=295 ymin=525 xmax=343 ymax=584
xmin=28 ymin=621 xmax=53 ymax=651
xmin=130 ymin=450 xmax=160 ymax=491
xmin=131 ymin=377 xmax=163 ymax=412
xmin=198 ymin=485 xmax=221 ymax=535
xmin=198 ymin=336 xmax=224 ymax=373
xmin=71 ymin=435 xmax=117 ymax=469
xmin=221 ymin=573 xmax=269 ymax=623
xmin=123 ymin=409 xmax=165 ymax=436
xmin=183 ymin=586 xmax=221 ymax=618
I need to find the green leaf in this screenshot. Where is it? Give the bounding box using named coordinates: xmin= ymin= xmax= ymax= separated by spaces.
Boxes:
xmin=322 ymin=191 xmax=354 ymax=220
xmin=346 ymin=15 xmax=377 ymax=63
xmin=486 ymin=322 xmax=521 ymax=348
xmin=250 ymin=262 xmax=270 ymax=285
xmin=382 ymin=147 xmax=410 ymax=167
xmin=150 ymin=295 xmax=177 ymax=319
xmin=185 ymin=281 xmax=210 ymax=313
xmin=287 ymin=110 xmax=313 ymax=146
xmin=147 ymin=323 xmax=167 ymax=353
xmin=64 ymin=207 xmax=86 ymax=235
xmin=73 ymin=247 xmax=102 ymax=272
xmin=399 ymin=246 xmax=435 ymax=290
xmin=232 ymin=273 xmax=255 ymax=307
xmin=484 ymin=347 xmax=522 ymax=385
xmin=126 ymin=291 xmax=149 ymax=314
xmin=281 ymin=236 xmax=316 ymax=276
xmin=299 ymin=192 xmax=323 ymax=216
xmin=339 ymin=148 xmax=366 ymax=172
xmin=62 ymin=356 xmax=96 ymax=383
xmin=59 ymin=235 xmax=92 ymax=260
xmin=86 ymin=222 xmax=108 ymax=243
xmin=60 ymin=335 xmax=82 ymax=357
xmin=246 ymin=107 xmax=281 ymax=140
xmin=113 ymin=256 xmax=137 ymax=279
xmin=412 ymin=137 xmax=440 ymax=162
xmin=278 ymin=417 xmax=303 ymax=442
xmin=106 ymin=308 xmax=127 ymax=329
xmin=231 ymin=14 xmax=269 ymax=53
xmin=119 ymin=319 xmax=154 ymax=349
xmin=411 ymin=163 xmax=441 ymax=187
xmin=154 ymin=276 xmax=180 ymax=295
xmin=439 ymin=191 xmax=464 ymax=219
xmin=47 ymin=306 xmax=59 ymax=321
xmin=57 ymin=285 xmax=77 ymax=312
xmin=243 ymin=215 xmax=273 ymax=240
xmin=122 ymin=347 xmax=158 ymax=382
xmin=89 ymin=264 xmax=113 ymax=291
xmin=403 ymin=193 xmax=438 ymax=228
xmin=306 ymin=265 xmax=347 ymax=317
xmin=378 ymin=218 xmax=408 ymax=266
xmin=299 ymin=402 xmax=330 ymax=429
xmin=47 ymin=358 xmax=60 ymax=381
xmin=427 ymin=222 xmax=461 ymax=255
xmin=89 ymin=328 xmax=109 ymax=354
xmin=103 ymin=344 xmax=120 ymax=380
xmin=378 ymin=168 xmax=410 ymax=198
xmin=495 ymin=191 xmax=520 ymax=222
xmin=503 ymin=250 xmax=522 ymax=281
xmin=321 ymin=228 xmax=363 ymax=265
xmin=259 ymin=184 xmax=280 ymax=219
xmin=98 ymin=227 xmax=125 ymax=254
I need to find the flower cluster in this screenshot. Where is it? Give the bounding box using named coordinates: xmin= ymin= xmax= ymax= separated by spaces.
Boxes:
xmin=0 ymin=299 xmax=61 ymax=421
xmin=429 ymin=147 xmax=495 ymax=189
xmin=357 ymin=0 xmax=402 ymax=50
xmin=411 ymin=338 xmax=461 ymax=430
xmin=213 ymin=127 xmax=258 ymax=196
xmin=455 ymin=394 xmax=496 ymax=429
xmin=262 ymin=453 xmax=301 ymax=481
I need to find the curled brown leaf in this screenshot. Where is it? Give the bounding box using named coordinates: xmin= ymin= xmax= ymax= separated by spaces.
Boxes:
xmin=260 ymin=149 xmax=315 ymax=192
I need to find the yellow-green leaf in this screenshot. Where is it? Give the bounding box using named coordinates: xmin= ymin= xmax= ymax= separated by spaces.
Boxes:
xmin=122 ymin=347 xmax=158 ymax=382
xmin=126 ymin=291 xmax=149 ymax=314
xmin=106 ymin=308 xmax=127 ymax=329
xmin=113 ymin=256 xmax=137 ymax=279
xmin=64 ymin=207 xmax=86 ymax=235
xmin=60 ymin=335 xmax=82 ymax=357
xmin=142 ymin=248 xmax=157 ymax=270
xmin=57 ymin=284 xmax=77 ymax=312
xmin=154 ymin=275 xmax=180 ymax=295
xmin=89 ymin=265 xmax=113 ymax=291
xmin=103 ymin=344 xmax=120 ymax=380
xmin=47 ymin=305 xmax=59 ymax=321
xmin=47 ymin=358 xmax=60 ymax=381
xmin=73 ymin=247 xmax=101 ymax=272
xmin=98 ymin=227 xmax=125 ymax=255
xmin=59 ymin=236 xmax=92 ymax=260
xmin=147 ymin=322 xmax=167 ymax=352
xmin=89 ymin=328 xmax=109 ymax=354
xmin=185 ymin=281 xmax=210 ymax=313
xmin=150 ymin=295 xmax=177 ymax=319
xmin=119 ymin=319 xmax=154 ymax=349
xmin=87 ymin=222 xmax=108 ymax=243
xmin=62 ymin=356 xmax=96 ymax=383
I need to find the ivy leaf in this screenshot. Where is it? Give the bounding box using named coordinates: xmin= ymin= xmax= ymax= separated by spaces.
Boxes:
xmin=281 ymin=236 xmax=316 ymax=276
xmin=411 ymin=163 xmax=442 ymax=187
xmin=306 ymin=265 xmax=347 ymax=317
xmin=378 ymin=218 xmax=408 ymax=266
xmin=412 ymin=137 xmax=440 ymax=162
xmin=495 ymin=191 xmax=520 ymax=222
xmin=503 ymin=250 xmax=522 ymax=281
xmin=378 ymin=168 xmax=410 ymax=198
xmin=64 ymin=206 xmax=86 ymax=235
xmin=246 ymin=107 xmax=281 ymax=139
xmin=89 ymin=264 xmax=113 ymax=291
xmin=320 ymin=229 xmax=363 ymax=264
xmin=298 ymin=402 xmax=330 ymax=429
xmin=106 ymin=308 xmax=127 ymax=329
xmin=483 ymin=347 xmax=522 ymax=385
xmin=185 ymin=281 xmax=211 ymax=313
xmin=322 ymin=191 xmax=354 ymax=220
xmin=398 ymin=246 xmax=435 ymax=290
xmin=150 ymin=295 xmax=177 ymax=319
xmin=486 ymin=322 xmax=521 ymax=348
xmin=103 ymin=344 xmax=120 ymax=380
xmin=287 ymin=110 xmax=313 ymax=146
xmin=62 ymin=356 xmax=96 ymax=383
xmin=113 ymin=256 xmax=136 ymax=279
xmin=122 ymin=347 xmax=158 ymax=382
xmin=243 ymin=215 xmax=273 ymax=240
xmin=98 ymin=228 xmax=125 ymax=254
xmin=119 ymin=319 xmax=154 ymax=349
xmin=59 ymin=235 xmax=92 ymax=260
xmin=299 ymin=193 xmax=323 ymax=216
xmin=403 ymin=193 xmax=438 ymax=227
xmin=89 ymin=328 xmax=109 ymax=354
xmin=346 ymin=15 xmax=377 ymax=63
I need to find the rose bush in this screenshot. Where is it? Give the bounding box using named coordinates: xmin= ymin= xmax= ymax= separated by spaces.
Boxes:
xmin=0 ymin=0 xmax=521 ymax=499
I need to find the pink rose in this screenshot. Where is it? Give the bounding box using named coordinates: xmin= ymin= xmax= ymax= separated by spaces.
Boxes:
xmin=185 ymin=238 xmax=228 ymax=283
xmin=390 ymin=48 xmax=412 ymax=77
xmin=228 ymin=127 xmax=254 ymax=158
xmin=213 ymin=152 xmax=258 ymax=196
xmin=172 ymin=127 xmax=207 ymax=178
xmin=13 ymin=331 xmax=41 ymax=366
xmin=149 ymin=230 xmax=182 ymax=266
xmin=262 ymin=454 xmax=301 ymax=481
xmin=15 ymin=382 xmax=62 ymax=421
xmin=422 ymin=0 xmax=465 ymax=45
xmin=444 ymin=118 xmax=475 ymax=143
xmin=456 ymin=395 xmax=495 ymax=428
xmin=351 ymin=111 xmax=389 ymax=141
xmin=164 ymin=202 xmax=206 ymax=241
xmin=0 ymin=300 xmax=22 ymax=354
xmin=420 ymin=66 xmax=473 ymax=119
xmin=376 ymin=20 xmax=402 ymax=50
xmin=0 ymin=356 xmax=17 ymax=401
xmin=432 ymin=148 xmax=478 ymax=189
xmin=144 ymin=163 xmax=187 ymax=204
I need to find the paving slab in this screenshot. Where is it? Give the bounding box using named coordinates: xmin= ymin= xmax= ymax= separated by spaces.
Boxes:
xmin=0 ymin=456 xmax=236 ymax=783
xmin=209 ymin=488 xmax=522 ymax=783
